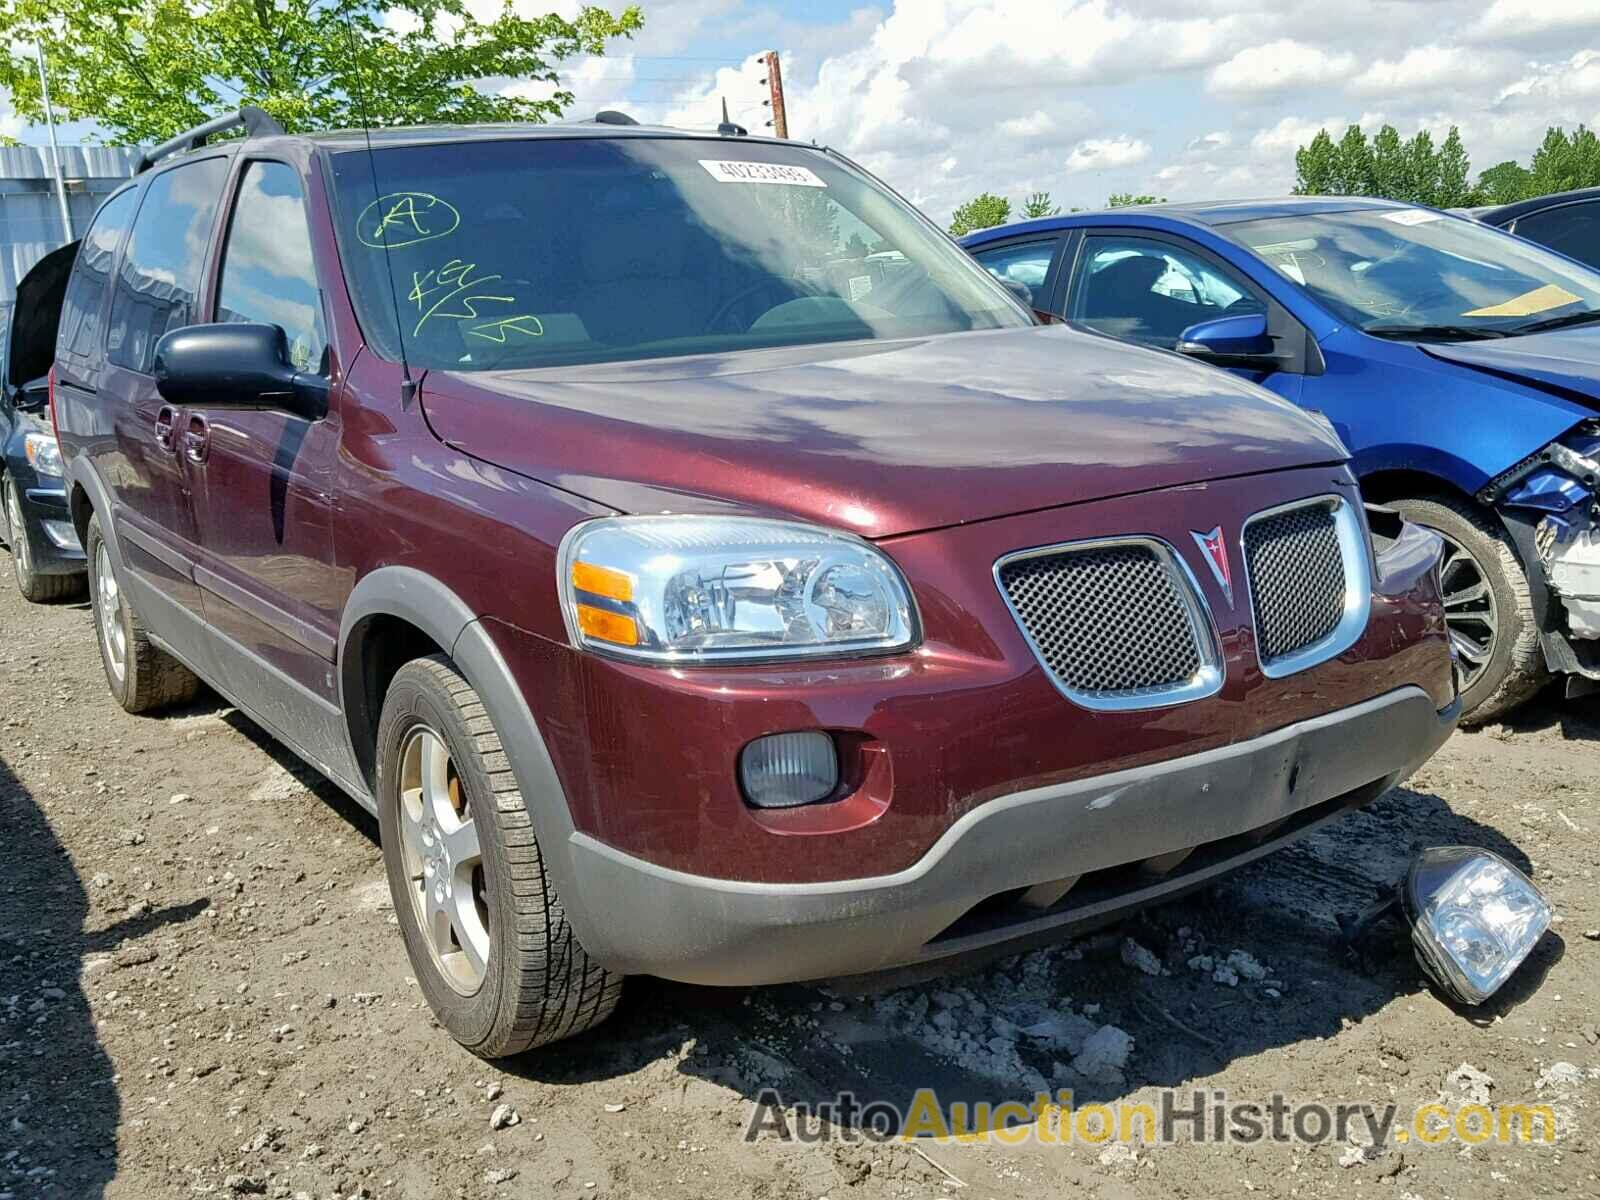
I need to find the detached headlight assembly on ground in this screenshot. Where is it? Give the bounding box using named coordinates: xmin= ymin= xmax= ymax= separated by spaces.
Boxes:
xmin=558 ymin=516 xmax=918 ymax=664
xmin=1404 ymin=847 xmax=1551 ymax=1006
xmin=23 ymin=432 xmax=64 ymax=478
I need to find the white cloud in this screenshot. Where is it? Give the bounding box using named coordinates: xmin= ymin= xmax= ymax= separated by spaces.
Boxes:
xmin=1471 ymin=0 xmax=1600 ymax=41
xmin=1065 ymin=135 xmax=1151 ymax=172
xmin=1496 ymin=48 xmax=1600 ymax=105
xmin=1207 ymin=39 xmax=1356 ymax=94
xmin=998 ymin=110 xmax=1057 ymax=138
xmin=1351 ymin=45 xmax=1502 ymax=94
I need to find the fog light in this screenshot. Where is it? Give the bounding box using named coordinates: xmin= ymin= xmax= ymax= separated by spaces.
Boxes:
xmin=1405 ymin=847 xmax=1550 ymax=1005
xmin=739 ymin=732 xmax=839 ymax=809
xmin=41 ymin=519 xmax=81 ymax=551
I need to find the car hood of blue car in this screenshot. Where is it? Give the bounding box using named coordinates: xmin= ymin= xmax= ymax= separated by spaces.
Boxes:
xmin=1421 ymin=326 xmax=1600 ymax=410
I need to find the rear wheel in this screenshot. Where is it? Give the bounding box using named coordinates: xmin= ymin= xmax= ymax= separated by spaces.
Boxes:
xmin=1387 ymin=495 xmax=1546 ymax=725
xmin=377 ymin=655 xmax=622 ymax=1056
xmin=84 ymin=514 xmax=202 ymax=713
xmin=3 ymin=476 xmax=81 ymax=603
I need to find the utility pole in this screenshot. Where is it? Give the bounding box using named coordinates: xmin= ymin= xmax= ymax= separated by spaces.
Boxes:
xmin=760 ymin=50 xmax=787 ymax=139
xmin=34 ymin=44 xmax=74 ymax=242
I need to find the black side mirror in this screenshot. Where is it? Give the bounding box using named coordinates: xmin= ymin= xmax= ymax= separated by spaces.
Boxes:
xmin=1176 ymin=312 xmax=1282 ymax=369
xmin=153 ymin=323 xmax=327 ymax=420
xmin=996 ymin=276 xmax=1034 ymax=308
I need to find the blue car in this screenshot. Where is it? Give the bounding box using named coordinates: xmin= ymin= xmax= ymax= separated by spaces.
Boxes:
xmin=963 ymin=198 xmax=1600 ymax=723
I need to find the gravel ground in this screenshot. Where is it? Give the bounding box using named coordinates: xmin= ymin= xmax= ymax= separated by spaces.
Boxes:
xmin=1 ymin=565 xmax=1597 ymax=1200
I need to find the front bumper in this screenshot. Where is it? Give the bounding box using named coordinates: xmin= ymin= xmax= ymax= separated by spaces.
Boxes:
xmin=13 ymin=484 xmax=85 ymax=574
xmin=564 ymin=686 xmax=1458 ymax=986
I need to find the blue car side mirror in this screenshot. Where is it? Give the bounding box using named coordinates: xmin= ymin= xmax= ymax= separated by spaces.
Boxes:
xmin=1177 ymin=312 xmax=1277 ymax=365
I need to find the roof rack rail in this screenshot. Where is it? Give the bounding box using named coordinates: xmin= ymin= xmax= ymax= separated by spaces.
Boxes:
xmin=592 ymin=110 xmax=639 ymax=126
xmin=137 ymin=106 xmax=286 ymax=173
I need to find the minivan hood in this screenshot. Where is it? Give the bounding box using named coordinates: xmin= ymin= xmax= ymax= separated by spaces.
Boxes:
xmin=420 ymin=324 xmax=1348 ymax=539
xmin=1422 ymin=325 xmax=1600 ymax=410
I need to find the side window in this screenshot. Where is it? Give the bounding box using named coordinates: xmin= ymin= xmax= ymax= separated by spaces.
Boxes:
xmin=1071 ymin=235 xmax=1264 ymax=348
xmin=57 ymin=187 xmax=139 ymax=364
xmin=971 ymin=239 xmax=1060 ymax=306
xmin=217 ymin=161 xmax=329 ymax=374
xmin=107 ymin=157 xmax=229 ymax=374
xmin=1512 ymin=203 xmax=1600 ymax=272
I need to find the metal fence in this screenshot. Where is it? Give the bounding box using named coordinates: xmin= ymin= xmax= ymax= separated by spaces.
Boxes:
xmin=0 ymin=144 xmax=140 ymax=299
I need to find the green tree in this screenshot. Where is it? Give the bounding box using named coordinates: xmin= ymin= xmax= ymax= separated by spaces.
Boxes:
xmin=0 ymin=0 xmax=642 ymax=143
xmin=1294 ymin=122 xmax=1476 ymax=206
xmin=1294 ymin=129 xmax=1339 ymax=194
xmin=1021 ymin=191 xmax=1060 ymax=219
xmin=1528 ymin=125 xmax=1600 ymax=196
xmin=1106 ymin=193 xmax=1164 ymax=207
xmin=1436 ymin=127 xmax=1472 ymax=208
xmin=1473 ymin=160 xmax=1533 ymax=205
xmin=949 ymin=192 xmax=1012 ymax=236
xmin=1332 ymin=125 xmax=1375 ymax=196
xmin=1369 ymin=125 xmax=1408 ymax=200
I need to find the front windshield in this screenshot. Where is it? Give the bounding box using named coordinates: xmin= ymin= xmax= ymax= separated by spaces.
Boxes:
xmin=328 ymin=136 xmax=1029 ymax=370
xmin=1226 ymin=208 xmax=1600 ymax=340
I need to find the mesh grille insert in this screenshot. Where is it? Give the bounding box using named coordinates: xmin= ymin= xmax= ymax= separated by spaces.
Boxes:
xmin=1244 ymin=504 xmax=1347 ymax=662
xmin=998 ymin=543 xmax=1204 ymax=698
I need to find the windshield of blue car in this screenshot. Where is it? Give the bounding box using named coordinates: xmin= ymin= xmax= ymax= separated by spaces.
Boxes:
xmin=328 ymin=136 xmax=1030 ymax=370
xmin=1226 ymin=208 xmax=1600 ymax=341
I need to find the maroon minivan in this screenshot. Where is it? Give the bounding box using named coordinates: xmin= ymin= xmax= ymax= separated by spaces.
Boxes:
xmin=41 ymin=108 xmax=1458 ymax=1056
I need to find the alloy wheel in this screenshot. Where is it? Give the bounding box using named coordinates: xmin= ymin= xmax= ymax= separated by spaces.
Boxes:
xmin=396 ymin=726 xmax=491 ymax=995
xmin=94 ymin=542 xmax=127 ymax=684
xmin=6 ymin=482 xmax=31 ymax=581
xmin=1436 ymin=531 xmax=1498 ymax=697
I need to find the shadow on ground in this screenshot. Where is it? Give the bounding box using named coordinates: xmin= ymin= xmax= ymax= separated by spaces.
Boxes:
xmin=0 ymin=754 xmax=202 ymax=1198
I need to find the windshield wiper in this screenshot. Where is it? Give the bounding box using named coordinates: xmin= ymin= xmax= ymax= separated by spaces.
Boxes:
xmin=1507 ymin=309 xmax=1600 ymax=336
xmin=1365 ymin=324 xmax=1512 ymax=343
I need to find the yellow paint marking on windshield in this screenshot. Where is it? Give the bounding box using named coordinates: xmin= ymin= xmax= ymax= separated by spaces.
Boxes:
xmin=468 ymin=315 xmax=545 ymax=342
xmin=407 ymin=259 xmax=517 ymax=336
xmin=1463 ymin=284 xmax=1583 ymax=319
xmin=357 ymin=192 xmax=461 ymax=248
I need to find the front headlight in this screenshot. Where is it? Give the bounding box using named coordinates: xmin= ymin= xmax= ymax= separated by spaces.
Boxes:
xmin=558 ymin=516 xmax=919 ymax=663
xmin=1404 ymin=847 xmax=1550 ymax=1006
xmin=23 ymin=432 xmax=64 ymax=477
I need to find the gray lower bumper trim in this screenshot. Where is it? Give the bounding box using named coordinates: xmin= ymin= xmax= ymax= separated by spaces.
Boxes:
xmin=568 ymin=687 xmax=1458 ymax=986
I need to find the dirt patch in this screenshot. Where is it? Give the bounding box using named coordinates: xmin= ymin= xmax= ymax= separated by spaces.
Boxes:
xmin=1 ymin=576 xmax=1596 ymax=1199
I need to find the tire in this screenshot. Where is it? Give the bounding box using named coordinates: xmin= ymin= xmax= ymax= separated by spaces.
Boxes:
xmin=3 ymin=476 xmax=83 ymax=604
xmin=84 ymin=514 xmax=203 ymax=713
xmin=376 ymin=655 xmax=622 ymax=1057
xmin=1387 ymin=494 xmax=1546 ymax=726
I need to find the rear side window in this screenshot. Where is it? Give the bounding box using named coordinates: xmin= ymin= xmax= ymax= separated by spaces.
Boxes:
xmin=1513 ymin=202 xmax=1600 ymax=271
xmin=57 ymin=187 xmax=139 ymax=364
xmin=217 ymin=161 xmax=329 ymax=374
xmin=107 ymin=157 xmax=228 ymax=374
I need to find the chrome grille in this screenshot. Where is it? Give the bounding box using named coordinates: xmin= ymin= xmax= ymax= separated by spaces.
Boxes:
xmin=997 ymin=540 xmax=1214 ymax=706
xmin=1244 ymin=502 xmax=1347 ymax=662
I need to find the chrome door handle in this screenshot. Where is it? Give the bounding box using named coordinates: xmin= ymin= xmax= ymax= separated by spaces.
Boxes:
xmin=183 ymin=414 xmax=210 ymax=465
xmin=155 ymin=406 xmax=177 ymax=453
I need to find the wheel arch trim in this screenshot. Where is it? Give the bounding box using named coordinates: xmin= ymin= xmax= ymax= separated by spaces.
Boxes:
xmin=335 ymin=567 xmax=602 ymax=955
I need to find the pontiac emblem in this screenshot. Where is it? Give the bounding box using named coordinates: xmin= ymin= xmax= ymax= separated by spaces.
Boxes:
xmin=1192 ymin=526 xmax=1234 ymax=607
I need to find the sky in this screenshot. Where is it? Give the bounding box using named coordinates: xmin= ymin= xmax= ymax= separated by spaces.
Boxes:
xmin=8 ymin=0 xmax=1600 ymax=225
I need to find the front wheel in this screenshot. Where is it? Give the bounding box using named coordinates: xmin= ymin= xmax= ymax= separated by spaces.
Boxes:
xmin=376 ymin=655 xmax=622 ymax=1056
xmin=3 ymin=476 xmax=81 ymax=603
xmin=1387 ymin=495 xmax=1547 ymax=725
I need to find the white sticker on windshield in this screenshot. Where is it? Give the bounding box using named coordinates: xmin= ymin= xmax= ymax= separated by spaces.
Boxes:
xmin=699 ymin=160 xmax=827 ymax=187
xmin=1382 ymin=209 xmax=1443 ymax=226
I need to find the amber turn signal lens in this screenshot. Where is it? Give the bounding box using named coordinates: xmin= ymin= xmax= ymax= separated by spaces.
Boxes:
xmin=576 ymin=604 xmax=639 ymax=647
xmin=571 ymin=561 xmax=633 ymax=603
